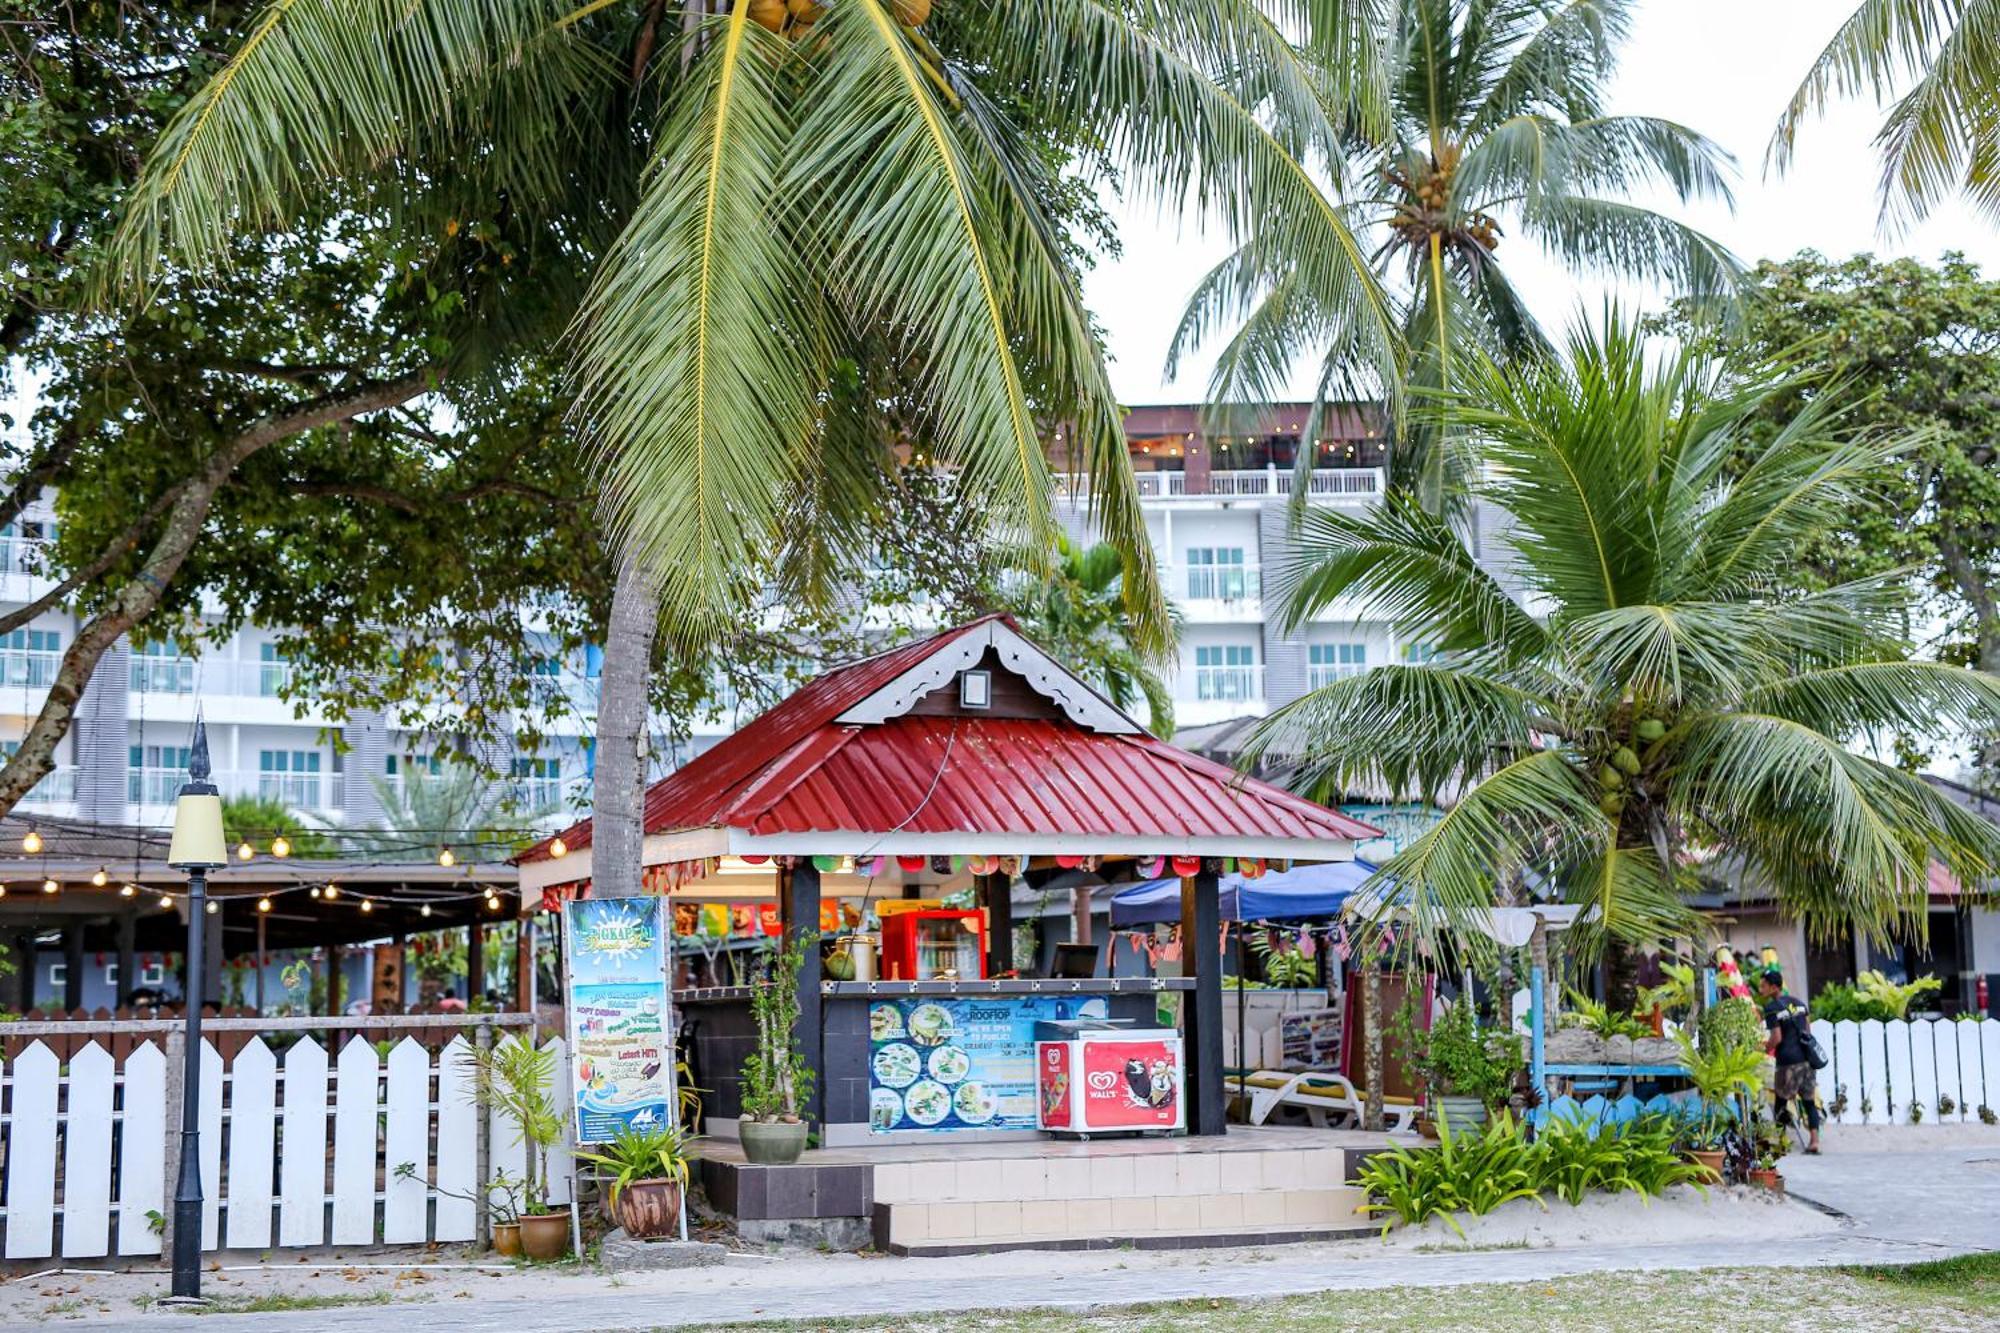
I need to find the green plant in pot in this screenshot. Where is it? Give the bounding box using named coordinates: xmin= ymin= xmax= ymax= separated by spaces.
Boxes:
xmin=574 ymin=1122 xmax=699 ymax=1240
xmin=740 ymin=933 xmax=817 ymax=1165
xmin=1671 ymin=1028 xmax=1764 ymax=1180
xmin=1393 ymin=998 xmax=1522 ymax=1136
xmin=466 ymin=1038 xmax=570 ymax=1260
xmin=397 ymin=1162 xmax=527 ymax=1255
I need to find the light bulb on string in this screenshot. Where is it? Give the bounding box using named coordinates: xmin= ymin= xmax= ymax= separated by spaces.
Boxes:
xmin=257 ymin=897 xmax=271 ymax=913
xmin=420 ymin=903 xmax=432 ymax=918
xmin=309 ymin=886 xmax=322 ymax=899
xmin=324 ymin=884 xmax=339 ymax=900
xmin=437 ymin=846 xmax=455 ymax=868
xmin=360 ymin=898 xmax=373 ymax=914
xmin=119 ymin=883 xmax=136 ymax=898
xmin=41 ymin=878 xmax=57 ymax=895
xmin=159 ymin=895 xmax=173 ymax=909
xmin=0 ymin=884 xmax=9 ymax=899
xmin=236 ymin=840 xmax=255 ymax=861
xmin=91 ymin=867 xmax=108 ymax=888
xmin=271 ymin=836 xmax=291 ymax=859
xmin=205 ymin=899 xmax=219 ymax=915
xmin=21 ymin=827 xmax=41 ymax=854
xmin=550 ymin=837 xmax=568 ymax=859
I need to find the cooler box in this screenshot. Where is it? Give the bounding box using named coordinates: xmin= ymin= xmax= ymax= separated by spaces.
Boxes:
xmin=1035 ymin=1024 xmax=1184 ymax=1134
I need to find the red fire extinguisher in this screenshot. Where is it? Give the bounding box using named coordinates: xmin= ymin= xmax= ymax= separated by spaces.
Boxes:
xmin=1978 ymin=974 xmax=1990 ymax=1015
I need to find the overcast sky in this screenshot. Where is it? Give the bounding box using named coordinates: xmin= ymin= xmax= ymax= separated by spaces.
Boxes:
xmin=1083 ymin=0 xmax=1994 ymax=405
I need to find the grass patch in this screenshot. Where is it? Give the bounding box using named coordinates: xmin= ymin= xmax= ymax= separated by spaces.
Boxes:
xmin=1838 ymin=1250 xmax=2000 ymax=1306
xmin=192 ymin=1292 xmax=396 ymax=1315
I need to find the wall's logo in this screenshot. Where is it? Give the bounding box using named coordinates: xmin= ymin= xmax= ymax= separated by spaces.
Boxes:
xmin=1085 ymin=1070 xmax=1119 ymax=1093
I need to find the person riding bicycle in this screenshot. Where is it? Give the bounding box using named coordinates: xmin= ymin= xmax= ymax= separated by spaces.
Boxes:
xmin=1759 ymin=969 xmax=1822 ymax=1154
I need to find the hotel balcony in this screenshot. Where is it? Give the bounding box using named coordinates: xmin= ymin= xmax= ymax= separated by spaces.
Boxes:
xmin=1054 ymin=467 xmax=1382 ymax=504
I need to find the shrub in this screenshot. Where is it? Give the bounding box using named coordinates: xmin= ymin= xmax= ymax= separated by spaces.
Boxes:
xmin=1561 ymin=989 xmax=1652 ymax=1041
xmin=1354 ymin=1111 xmax=1542 ymax=1236
xmin=1698 ymin=996 xmax=1765 ymax=1055
xmin=1392 ymin=997 xmax=1524 ymax=1110
xmin=1534 ymin=1113 xmax=1706 ymax=1205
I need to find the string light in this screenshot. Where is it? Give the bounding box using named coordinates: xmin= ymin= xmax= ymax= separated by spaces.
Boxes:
xmin=237 ymin=840 xmax=255 ymax=861
xmin=437 ymin=847 xmax=455 ymax=868
xmin=0 ymin=884 xmax=8 ymax=899
xmin=21 ymin=828 xmax=41 ymax=854
xmin=360 ymin=898 xmax=374 ymax=914
xmin=41 ymin=878 xmax=57 ymax=895
xmin=549 ymin=837 xmax=568 ymax=859
xmin=309 ymin=886 xmax=322 ymax=899
xmin=119 ymin=883 xmax=136 ymax=898
xmin=324 ymin=884 xmax=339 ymax=900
xmin=420 ymin=903 xmax=432 ymax=918
xmin=257 ymin=897 xmax=272 ymax=913
xmin=271 ymin=835 xmax=291 ymax=859
xmin=159 ymin=895 xmax=173 ymax=909
xmin=205 ymin=899 xmax=218 ymax=915
xmin=486 ymin=893 xmax=502 ymax=911
xmin=91 ymin=867 xmax=108 ymax=887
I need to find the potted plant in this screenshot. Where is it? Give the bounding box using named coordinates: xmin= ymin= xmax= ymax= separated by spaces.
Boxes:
xmin=574 ymin=1122 xmax=699 ymax=1240
xmin=1748 ymin=1120 xmax=1788 ymax=1192
xmin=467 ymin=1038 xmax=570 ymax=1260
xmin=1392 ymin=997 xmax=1521 ymax=1137
xmin=740 ymin=934 xmax=816 ymax=1164
xmin=1671 ymin=1029 xmax=1764 ymax=1180
xmin=396 ymin=1162 xmax=527 ymax=1255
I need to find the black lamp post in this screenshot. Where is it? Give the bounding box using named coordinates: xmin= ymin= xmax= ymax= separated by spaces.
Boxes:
xmin=165 ymin=718 xmax=226 ymax=1302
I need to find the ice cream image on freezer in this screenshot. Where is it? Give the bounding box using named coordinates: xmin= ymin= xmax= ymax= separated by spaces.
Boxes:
xmin=1123 ymin=1058 xmax=1151 ymax=1105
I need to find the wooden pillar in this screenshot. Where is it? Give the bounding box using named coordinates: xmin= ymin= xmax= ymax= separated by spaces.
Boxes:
xmin=117 ymin=911 xmax=137 ymax=1008
xmin=62 ymin=925 xmax=84 ymax=1012
xmin=203 ymin=904 xmax=224 ymax=1004
xmin=779 ymin=862 xmax=824 ymax=1126
xmin=1180 ymin=868 xmax=1226 ymax=1136
xmin=326 ymin=944 xmax=344 ymax=1016
xmin=466 ymin=921 xmax=485 ymax=1005
xmin=982 ymin=871 xmax=1013 ymax=977
xmin=1072 ymin=883 xmax=1093 ymax=947
xmin=515 ymin=918 xmax=535 ymax=1014
xmin=14 ymin=932 xmax=35 ymax=1010
xmin=253 ymin=910 xmax=266 ymax=1014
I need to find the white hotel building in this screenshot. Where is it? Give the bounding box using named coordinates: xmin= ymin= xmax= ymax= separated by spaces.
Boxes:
xmin=0 ymin=403 xmax=1407 ymax=830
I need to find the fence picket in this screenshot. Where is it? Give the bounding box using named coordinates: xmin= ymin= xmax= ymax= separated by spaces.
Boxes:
xmin=60 ymin=1043 xmax=115 ymax=1258
xmin=489 ymin=1038 xmax=528 ymax=1214
xmin=1810 ymin=1019 xmax=1838 ymax=1111
xmin=200 ymin=1040 xmax=223 ymax=1250
xmin=1857 ymin=1019 xmax=1888 ymax=1122
xmin=383 ymin=1039 xmax=430 ymax=1243
xmin=117 ymin=1043 xmax=166 ymax=1256
xmin=1829 ymin=1020 xmax=1863 ymax=1123
xmin=225 ymin=1039 xmax=278 ymax=1249
xmin=4 ymin=1043 xmax=58 ymax=1258
xmin=542 ymin=1037 xmax=574 ymax=1208
xmin=331 ymin=1038 xmax=381 ymax=1245
xmin=278 ymin=1038 xmax=330 ymax=1247
xmin=434 ymin=1038 xmax=476 ymax=1242
xmin=1980 ymin=1021 xmax=2000 ymax=1116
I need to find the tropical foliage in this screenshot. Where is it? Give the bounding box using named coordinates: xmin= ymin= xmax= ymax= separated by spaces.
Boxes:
xmin=1016 ymin=535 xmax=1176 ymax=735
xmin=1176 ymin=0 xmax=1739 ymax=506
xmin=1774 ymin=0 xmax=2000 ymax=229
xmin=1815 ymin=970 xmax=1944 ymax=1021
xmin=1354 ymin=1109 xmax=1543 ymax=1235
xmin=1250 ymin=317 xmax=2000 ymax=978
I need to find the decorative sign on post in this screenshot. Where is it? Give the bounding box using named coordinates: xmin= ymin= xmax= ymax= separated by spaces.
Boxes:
xmin=562 ymin=897 xmax=674 ymax=1143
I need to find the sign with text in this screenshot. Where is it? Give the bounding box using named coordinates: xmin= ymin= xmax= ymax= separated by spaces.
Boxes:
xmin=867 ymin=995 xmax=1108 ymax=1133
xmin=562 ymin=896 xmax=674 ymax=1143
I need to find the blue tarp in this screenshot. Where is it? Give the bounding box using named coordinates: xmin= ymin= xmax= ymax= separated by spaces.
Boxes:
xmin=1107 ymin=859 xmax=1378 ymax=927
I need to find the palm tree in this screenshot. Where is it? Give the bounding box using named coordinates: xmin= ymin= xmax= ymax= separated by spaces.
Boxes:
xmin=1249 ymin=316 xmax=2000 ymax=1001
xmin=1774 ymin=0 xmax=2000 ymax=231
xmin=1022 ymin=535 xmax=1178 ymax=736
xmin=1175 ymin=0 xmax=1740 ymax=507
xmin=110 ymin=0 xmax=1406 ymax=895
xmin=360 ymin=763 xmax=554 ymax=863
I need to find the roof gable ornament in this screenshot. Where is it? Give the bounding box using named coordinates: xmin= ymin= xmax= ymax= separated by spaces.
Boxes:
xmin=834 ymin=620 xmax=1141 ymax=734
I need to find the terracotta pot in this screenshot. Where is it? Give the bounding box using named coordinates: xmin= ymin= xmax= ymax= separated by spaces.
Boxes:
xmin=491 ymin=1222 xmax=522 ymax=1257
xmin=739 ymin=1118 xmax=809 ymax=1165
xmin=518 ymin=1211 xmax=571 ymax=1261
xmin=1748 ymin=1168 xmax=1785 ymax=1194
xmin=1415 ymin=1117 xmax=1439 ymax=1141
xmin=1687 ymin=1149 xmax=1726 ymax=1181
xmin=612 ymin=1178 xmax=683 ymax=1240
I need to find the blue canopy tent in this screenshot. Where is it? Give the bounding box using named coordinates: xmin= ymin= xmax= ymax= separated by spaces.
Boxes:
xmin=1108 ymin=859 xmax=1378 ymax=927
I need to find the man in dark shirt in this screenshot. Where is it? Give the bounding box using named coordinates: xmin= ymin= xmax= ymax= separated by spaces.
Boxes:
xmin=1759 ymin=969 xmax=1821 ymax=1153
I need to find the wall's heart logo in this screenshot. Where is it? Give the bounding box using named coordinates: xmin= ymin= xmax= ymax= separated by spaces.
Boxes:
xmin=1086 ymin=1070 xmax=1118 ymax=1093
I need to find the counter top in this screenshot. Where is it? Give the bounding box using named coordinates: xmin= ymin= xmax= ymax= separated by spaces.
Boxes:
xmin=676 ymin=978 xmax=1193 ymax=1005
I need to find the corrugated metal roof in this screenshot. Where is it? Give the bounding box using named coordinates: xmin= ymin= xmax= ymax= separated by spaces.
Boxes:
xmin=521 ymin=615 xmax=1374 ymax=860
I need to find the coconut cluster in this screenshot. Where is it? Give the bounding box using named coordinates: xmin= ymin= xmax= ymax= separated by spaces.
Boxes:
xmin=748 ymin=0 xmax=931 ymax=34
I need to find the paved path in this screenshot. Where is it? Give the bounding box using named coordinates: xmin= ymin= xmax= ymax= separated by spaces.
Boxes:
xmin=14 ymin=1143 xmax=1997 ymax=1330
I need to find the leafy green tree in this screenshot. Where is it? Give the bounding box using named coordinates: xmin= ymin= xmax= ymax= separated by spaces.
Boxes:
xmin=1018 ymin=535 xmax=1177 ymax=736
xmin=1774 ymin=0 xmax=2000 ymax=230
xmin=1176 ymin=0 xmax=1739 ymax=507
xmin=219 ymin=795 xmax=337 ymax=858
xmin=1661 ymin=253 xmax=2000 ymax=753
xmin=1250 ymin=316 xmax=2000 ymax=1003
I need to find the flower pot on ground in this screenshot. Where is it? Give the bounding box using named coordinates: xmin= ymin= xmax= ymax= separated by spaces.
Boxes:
xmin=460 ymin=1039 xmax=568 ymax=1253
xmin=491 ymin=1221 xmax=523 ymax=1257
xmin=1686 ymin=1149 xmax=1727 ymax=1181
xmin=739 ymin=934 xmax=818 ymax=1165
xmin=573 ymin=1123 xmax=699 ymax=1240
xmin=1747 ymin=1167 xmax=1784 ymax=1193
xmin=518 ymin=1209 xmax=571 ymax=1260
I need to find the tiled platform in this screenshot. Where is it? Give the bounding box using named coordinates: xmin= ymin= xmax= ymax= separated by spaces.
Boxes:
xmin=699 ymin=1126 xmax=1391 ymax=1255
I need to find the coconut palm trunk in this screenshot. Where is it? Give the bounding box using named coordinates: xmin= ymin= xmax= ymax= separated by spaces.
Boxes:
xmin=593 ymin=556 xmax=659 ymax=901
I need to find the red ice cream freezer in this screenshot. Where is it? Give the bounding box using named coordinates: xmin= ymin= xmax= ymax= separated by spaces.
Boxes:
xmin=1035 ymin=1025 xmax=1185 ymax=1135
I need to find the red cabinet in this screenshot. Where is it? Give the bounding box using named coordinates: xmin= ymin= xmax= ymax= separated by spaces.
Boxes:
xmin=879 ymin=909 xmax=986 ymax=981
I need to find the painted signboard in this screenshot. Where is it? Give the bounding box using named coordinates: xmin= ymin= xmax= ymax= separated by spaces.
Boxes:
xmin=1279 ymin=1006 xmax=1344 ymax=1071
xmin=867 ymin=995 xmax=1108 ymax=1133
xmin=563 ymin=896 xmax=674 ymax=1143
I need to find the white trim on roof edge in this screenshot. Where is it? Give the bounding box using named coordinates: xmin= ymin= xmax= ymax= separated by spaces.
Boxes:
xmin=835 ymin=620 xmax=1140 ymax=734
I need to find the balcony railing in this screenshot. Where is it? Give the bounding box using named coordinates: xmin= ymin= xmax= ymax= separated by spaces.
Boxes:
xmin=0 ymin=536 xmax=49 ymax=575
xmin=0 ymin=649 xmax=60 ymax=690
xmin=130 ymin=656 xmax=197 ymax=695
xmin=1307 ymin=663 xmax=1368 ymax=689
xmin=1182 ymin=564 xmax=1261 ymax=602
xmin=17 ymin=766 xmax=77 ymax=807
xmin=1187 ymin=665 xmax=1264 ymax=703
xmin=1055 ymin=467 xmax=1382 ymax=501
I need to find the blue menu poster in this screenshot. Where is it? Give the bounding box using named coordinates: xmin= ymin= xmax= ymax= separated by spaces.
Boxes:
xmin=563 ymin=897 xmax=673 ymax=1143
xmin=867 ymin=995 xmax=1108 ymax=1133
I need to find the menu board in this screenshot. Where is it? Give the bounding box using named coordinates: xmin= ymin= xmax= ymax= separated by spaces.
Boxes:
xmin=867 ymin=995 xmax=1108 ymax=1133
xmin=1279 ymin=1007 xmax=1343 ymax=1071
xmin=563 ymin=897 xmax=674 ymax=1143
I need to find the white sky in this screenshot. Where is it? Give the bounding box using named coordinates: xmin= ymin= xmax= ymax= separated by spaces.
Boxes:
xmin=1084 ymin=0 xmax=1995 ymax=404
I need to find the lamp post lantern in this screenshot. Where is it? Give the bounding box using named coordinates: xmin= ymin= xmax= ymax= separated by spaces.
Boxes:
xmin=165 ymin=717 xmax=227 ymax=1302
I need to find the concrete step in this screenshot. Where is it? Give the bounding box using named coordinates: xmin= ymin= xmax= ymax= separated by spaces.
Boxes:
xmin=887 ymin=1220 xmax=1380 ymax=1257
xmin=874 ymin=1184 xmax=1372 ymax=1252
xmin=871 ymin=1143 xmax=1350 ymax=1206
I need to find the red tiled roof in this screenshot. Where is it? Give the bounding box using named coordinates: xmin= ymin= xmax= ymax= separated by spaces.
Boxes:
xmin=521 ymin=616 xmax=1375 ymax=862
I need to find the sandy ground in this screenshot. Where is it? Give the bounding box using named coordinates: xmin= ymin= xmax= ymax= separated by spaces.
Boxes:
xmin=1382 ymin=1183 xmax=1838 ymax=1250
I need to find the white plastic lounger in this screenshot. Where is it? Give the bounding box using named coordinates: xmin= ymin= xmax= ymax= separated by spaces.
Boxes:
xmin=1224 ymin=1069 xmax=1419 ymax=1132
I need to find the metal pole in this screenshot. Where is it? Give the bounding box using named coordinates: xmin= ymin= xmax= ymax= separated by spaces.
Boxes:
xmin=255 ymin=909 xmax=266 ymax=1014
xmin=171 ymin=868 xmax=207 ymax=1299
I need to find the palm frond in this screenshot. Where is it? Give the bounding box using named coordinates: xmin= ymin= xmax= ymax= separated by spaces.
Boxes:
xmin=1513 ymin=194 xmax=1743 ymax=301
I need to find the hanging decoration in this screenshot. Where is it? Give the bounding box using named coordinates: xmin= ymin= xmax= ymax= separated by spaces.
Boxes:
xmin=811 ymin=854 xmax=840 ymax=873
xmin=741 ymin=854 xmax=769 ymax=866
xmin=1170 ymin=854 xmax=1201 ymax=877
xmin=896 ymin=854 xmax=927 ymax=873
xmin=1055 ymin=854 xmax=1084 ymax=869
xmin=1238 ymin=857 xmax=1267 ymax=880
xmin=1137 ymin=855 xmax=1165 ymax=878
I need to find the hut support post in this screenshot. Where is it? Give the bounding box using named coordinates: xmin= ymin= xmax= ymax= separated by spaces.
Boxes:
xmin=117 ymin=911 xmax=137 ymax=1008
xmin=982 ymin=871 xmax=1013 ymax=977
xmin=1180 ymin=869 xmax=1226 ymax=1136
xmin=780 ymin=862 xmax=824 ymax=1126
xmin=467 ymin=921 xmax=485 ymax=1005
xmin=62 ymin=925 xmax=84 ymax=1012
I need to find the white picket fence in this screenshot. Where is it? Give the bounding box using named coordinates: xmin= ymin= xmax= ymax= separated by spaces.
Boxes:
xmin=0 ymin=1023 xmax=574 ymax=1261
xmin=1813 ymin=1017 xmax=2000 ymax=1124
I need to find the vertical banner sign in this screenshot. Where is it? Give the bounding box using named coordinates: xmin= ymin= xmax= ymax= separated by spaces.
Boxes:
xmin=562 ymin=897 xmax=674 ymax=1143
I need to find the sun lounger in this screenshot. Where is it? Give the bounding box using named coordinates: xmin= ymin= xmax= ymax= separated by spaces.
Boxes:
xmin=1224 ymin=1069 xmax=1419 ymax=1132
